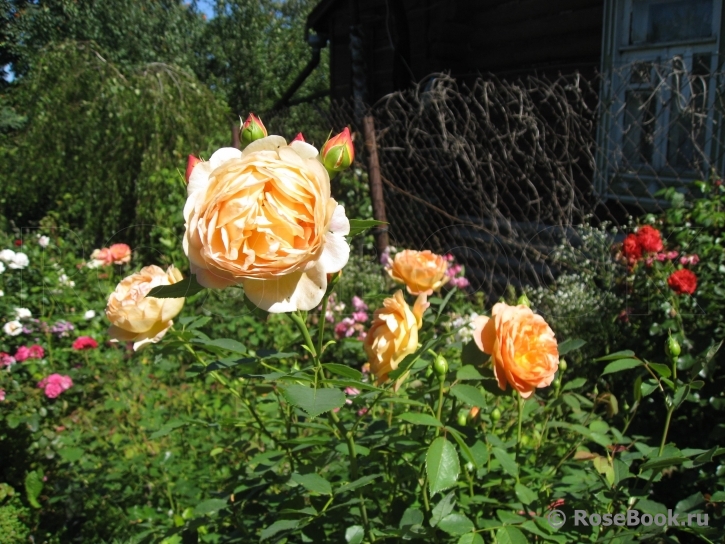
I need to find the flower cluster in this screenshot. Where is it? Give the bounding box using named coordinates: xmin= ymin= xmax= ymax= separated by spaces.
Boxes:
xmin=333 ymin=296 xmax=369 ymax=340
xmin=15 ymin=344 xmax=45 ymax=362
xmin=72 ymin=336 xmax=98 ymax=350
xmin=621 ymin=225 xmax=663 ymax=263
xmin=88 ymin=243 xmax=132 ymax=268
xmin=37 ymin=374 xmax=73 ymax=399
xmin=443 ymin=253 xmax=470 ymax=289
xmin=0 ymin=248 xmax=29 ymax=270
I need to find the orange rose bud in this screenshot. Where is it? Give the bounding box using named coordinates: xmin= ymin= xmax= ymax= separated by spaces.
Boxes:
xmin=473 ymin=302 xmax=558 ymax=398
xmin=185 ymin=155 xmax=201 ymax=184
xmin=292 ymin=132 xmax=306 ymax=143
xmin=240 ymin=113 xmax=267 ymax=147
xmin=321 ymin=127 xmax=354 ymax=173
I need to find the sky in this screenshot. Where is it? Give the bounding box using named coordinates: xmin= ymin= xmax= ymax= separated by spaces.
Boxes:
xmin=197 ymin=0 xmax=216 ymax=19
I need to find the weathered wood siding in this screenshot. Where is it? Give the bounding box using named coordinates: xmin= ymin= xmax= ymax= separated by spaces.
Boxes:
xmin=309 ymin=0 xmax=605 ymax=102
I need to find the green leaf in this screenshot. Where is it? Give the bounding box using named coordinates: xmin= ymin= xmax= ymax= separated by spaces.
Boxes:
xmin=58 ymin=447 xmax=84 ymax=462
xmin=514 ymin=482 xmax=537 ymax=505
xmin=430 ymin=491 xmax=456 ymax=527
xmin=601 ymin=358 xmax=642 ymax=376
xmin=150 ymin=419 xmax=187 ymax=439
xmin=427 ymin=437 xmax=460 ymax=496
xmin=648 ymin=362 xmax=671 ymax=378
xmin=445 ymin=426 xmax=478 ymax=468
xmin=192 ymin=338 xmax=247 ymax=354
xmin=345 ymin=525 xmax=365 ymax=544
xmin=461 ymin=339 xmax=487 ymax=366
xmin=260 ymin=519 xmax=300 ymax=540
xmin=323 ymin=363 xmax=363 ymax=381
xmin=639 ymin=456 xmax=688 ymax=471
xmin=450 ymin=384 xmax=487 ymax=408
xmin=640 ymin=380 xmax=658 ymax=398
xmin=594 ymin=350 xmax=636 ymax=361
xmin=290 ymin=473 xmax=332 ymax=495
xmin=281 ymin=385 xmax=346 ymax=418
xmin=398 ymin=412 xmax=443 ymax=427
xmin=558 ymin=338 xmax=586 ymax=355
xmin=348 ymin=218 xmax=387 ymax=237
xmin=438 ymin=513 xmax=474 ymax=535
xmin=148 ymin=275 xmax=205 ymax=298
xmin=24 ymin=471 xmax=43 ymax=509
xmin=456 ymin=365 xmax=484 ymax=381
xmin=495 ymin=526 xmax=527 ymax=544
xmin=335 ymin=475 xmax=379 ymax=494
xmin=561 ymin=377 xmax=586 ymax=391
xmin=457 ymin=534 xmax=484 ymax=544
xmin=399 ymin=507 xmax=424 ymax=529
xmin=492 ymin=447 xmax=518 ymax=478
xmin=194 ymin=498 xmax=228 ymax=516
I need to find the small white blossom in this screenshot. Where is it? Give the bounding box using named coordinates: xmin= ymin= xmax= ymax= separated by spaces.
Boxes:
xmin=3 ymin=321 xmax=23 ymax=336
xmin=0 ymin=290 xmax=4 ymax=297
xmin=14 ymin=308 xmax=31 ymax=319
xmin=38 ymin=235 xmax=50 ymax=248
xmin=8 ymin=252 xmax=29 ymax=269
xmin=0 ymin=262 xmax=5 ymax=274
xmin=58 ymin=274 xmax=75 ymax=288
xmin=84 ymin=310 xmax=96 ymax=320
xmin=0 ymin=249 xmax=15 ymax=262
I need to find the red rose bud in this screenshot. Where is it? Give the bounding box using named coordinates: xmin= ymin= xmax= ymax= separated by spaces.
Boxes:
xmin=667 ymin=269 xmax=697 ymax=295
xmin=240 ymin=113 xmax=267 ymax=147
xmin=185 ymin=155 xmax=201 ymax=184
xmin=321 ymin=127 xmax=354 ymax=173
xmin=622 ymin=233 xmax=642 ymax=262
xmin=291 ymin=132 xmax=305 ymax=143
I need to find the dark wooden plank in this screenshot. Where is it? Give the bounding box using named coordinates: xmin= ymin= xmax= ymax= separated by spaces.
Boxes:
xmin=473 ymin=0 xmax=603 ymax=27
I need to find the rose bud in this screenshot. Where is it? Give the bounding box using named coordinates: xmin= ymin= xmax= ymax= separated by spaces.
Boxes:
xmin=185 ymin=155 xmax=201 ymax=184
xmin=240 ymin=113 xmax=267 ymax=148
xmin=321 ymin=127 xmax=354 ymax=174
xmin=292 ymin=132 xmax=306 ymax=143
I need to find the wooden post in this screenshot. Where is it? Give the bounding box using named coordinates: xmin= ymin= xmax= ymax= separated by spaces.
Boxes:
xmin=362 ymin=114 xmax=389 ymax=254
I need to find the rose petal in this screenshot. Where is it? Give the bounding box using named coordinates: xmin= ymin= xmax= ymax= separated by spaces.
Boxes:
xmin=289 ymin=140 xmax=319 ymax=159
xmin=209 ymin=147 xmax=243 ymax=170
xmin=243 ymin=264 xmax=327 ymax=313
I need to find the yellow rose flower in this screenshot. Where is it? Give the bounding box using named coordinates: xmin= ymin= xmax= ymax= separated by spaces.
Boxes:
xmin=106 ymin=265 xmax=185 ymax=351
xmin=473 ymin=302 xmax=559 ymax=398
xmin=184 ymin=136 xmax=350 ymax=313
xmin=386 ymin=249 xmax=449 ymax=295
xmin=363 ymin=291 xmax=429 ymax=386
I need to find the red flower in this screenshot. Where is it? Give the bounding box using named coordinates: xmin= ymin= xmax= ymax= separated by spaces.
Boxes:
xmin=13 ymin=239 xmax=22 ymax=246
xmin=622 ymin=234 xmax=642 ymax=262
xmin=668 ymin=269 xmax=697 ymax=295
xmin=72 ymin=336 xmax=99 ymax=350
xmin=637 ymin=226 xmax=663 ymax=253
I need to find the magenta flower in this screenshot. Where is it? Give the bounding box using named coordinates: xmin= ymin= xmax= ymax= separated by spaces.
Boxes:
xmin=38 ymin=374 xmax=73 ymax=399
xmin=352 ymin=311 xmax=369 ymax=323
xmin=0 ymin=352 xmax=15 ymax=367
xmin=680 ymin=255 xmax=700 ymax=266
xmin=72 ymin=336 xmax=99 ymax=350
xmin=28 ymin=344 xmax=44 ymax=359
xmin=0 ymin=389 xmax=5 ymax=401
xmin=14 ymin=346 xmax=31 ymax=362
xmin=352 ymin=296 xmax=368 ymax=312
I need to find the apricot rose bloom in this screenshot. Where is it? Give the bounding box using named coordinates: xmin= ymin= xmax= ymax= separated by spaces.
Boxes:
xmin=184 ymin=136 xmax=350 ymax=312
xmin=363 ymin=290 xmax=429 ymax=386
xmin=473 ymin=303 xmax=558 ymax=398
xmin=106 ymin=265 xmax=185 ymax=351
xmin=386 ymin=249 xmax=449 ymax=295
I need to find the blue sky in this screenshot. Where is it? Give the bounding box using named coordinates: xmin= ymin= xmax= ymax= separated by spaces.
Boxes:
xmin=197 ymin=0 xmax=216 ymax=19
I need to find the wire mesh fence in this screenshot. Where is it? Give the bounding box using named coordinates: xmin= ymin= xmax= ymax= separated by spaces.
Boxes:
xmin=264 ymin=60 xmax=725 ymax=298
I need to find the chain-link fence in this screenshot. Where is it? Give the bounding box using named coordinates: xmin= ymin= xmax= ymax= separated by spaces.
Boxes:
xmin=264 ymin=60 xmax=725 ymax=297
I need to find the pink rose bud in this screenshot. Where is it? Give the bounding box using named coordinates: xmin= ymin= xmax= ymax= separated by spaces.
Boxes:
xmin=321 ymin=127 xmax=355 ymax=174
xmin=240 ymin=113 xmax=267 ymax=148
xmin=185 ymin=155 xmax=201 ymax=184
xmin=292 ymin=132 xmax=305 ymax=143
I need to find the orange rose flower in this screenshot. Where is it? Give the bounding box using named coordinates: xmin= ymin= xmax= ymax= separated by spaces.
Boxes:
xmin=109 ymin=243 xmax=132 ymax=264
xmin=363 ymin=291 xmax=429 ymax=386
xmin=472 ymin=302 xmax=558 ymax=398
xmin=386 ymin=249 xmax=449 ymax=295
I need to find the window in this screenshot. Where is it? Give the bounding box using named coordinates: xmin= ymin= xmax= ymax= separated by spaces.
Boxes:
xmin=596 ymin=0 xmax=723 ymax=204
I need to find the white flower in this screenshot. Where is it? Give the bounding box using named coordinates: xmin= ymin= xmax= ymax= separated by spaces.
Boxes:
xmin=14 ymin=308 xmax=31 ymax=319
xmin=3 ymin=321 xmax=23 ymax=336
xmin=58 ymin=274 xmax=75 ymax=287
xmin=0 ymin=262 xmax=5 ymax=274
xmin=8 ymin=252 xmax=29 ymax=269
xmin=0 ymin=290 xmax=4 ymax=297
xmin=0 ymin=249 xmax=15 ymax=262
xmin=38 ymin=235 xmax=50 ymax=248
xmin=84 ymin=310 xmax=96 ymax=320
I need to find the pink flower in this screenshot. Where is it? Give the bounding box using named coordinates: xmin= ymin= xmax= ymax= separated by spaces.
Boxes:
xmin=549 ymin=498 xmax=566 ymax=509
xmin=357 ymin=407 xmax=368 ymax=416
xmin=380 ymin=246 xmax=396 ymax=267
xmin=444 ymin=254 xmax=455 ymax=262
xmin=14 ymin=346 xmax=31 ymax=362
xmin=680 ymin=254 xmax=700 ymax=266
xmin=38 ymin=373 xmax=73 ymax=399
xmin=344 ymin=387 xmax=361 ymax=396
xmin=448 ymin=276 xmax=470 ymax=289
xmin=352 ymin=311 xmax=369 ymax=323
xmin=352 ymin=296 xmax=368 ymax=312
xmin=0 ymin=389 xmax=5 ymax=401
xmin=27 ymin=344 xmax=44 ymax=359
xmin=72 ymin=336 xmax=98 ymax=350
xmin=0 ymin=352 xmax=15 ymax=367
xmin=446 ymin=264 xmax=463 ymax=277
xmin=334 ymin=317 xmax=356 ymax=339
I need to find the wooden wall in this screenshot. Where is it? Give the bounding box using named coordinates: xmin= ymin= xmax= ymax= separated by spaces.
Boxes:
xmin=308 ymin=0 xmax=605 ymax=102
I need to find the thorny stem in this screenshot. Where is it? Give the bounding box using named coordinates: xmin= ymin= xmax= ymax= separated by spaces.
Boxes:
xmin=515 ymin=393 xmax=525 ymax=483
